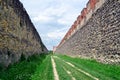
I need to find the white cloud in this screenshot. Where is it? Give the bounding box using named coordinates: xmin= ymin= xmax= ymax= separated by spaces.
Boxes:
xmin=57 ymin=13 xmax=78 ymax=26
xmin=47 ymin=32 xmax=65 ymax=39
xmin=43 ymin=5 xmax=67 ymax=17
xmin=47 ymin=28 xmax=67 ymax=39
xmin=32 ymin=5 xmax=68 ymax=23
xmin=33 ymin=15 xmax=53 ymax=23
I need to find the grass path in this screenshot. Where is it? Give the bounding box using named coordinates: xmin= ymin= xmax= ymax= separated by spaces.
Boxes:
xmin=64 ymin=60 xmax=99 ymax=80
xmin=0 ymin=54 xmax=120 ymax=80
xmin=51 ymin=56 xmax=59 ymax=80
xmin=53 ymin=56 xmax=98 ymax=80
xmin=63 ymin=66 xmax=76 ymax=80
xmin=61 ymin=57 xmax=98 ymax=80
xmin=56 ymin=54 xmax=120 ymax=80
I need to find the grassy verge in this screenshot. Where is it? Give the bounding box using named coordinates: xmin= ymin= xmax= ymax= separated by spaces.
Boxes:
xmin=56 ymin=54 xmax=120 ymax=80
xmin=0 ymin=54 xmax=46 ymax=80
xmin=31 ymin=55 xmax=54 ymax=80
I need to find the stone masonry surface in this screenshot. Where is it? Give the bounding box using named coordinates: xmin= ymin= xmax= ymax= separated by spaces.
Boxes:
xmin=55 ymin=0 xmax=120 ymax=64
xmin=0 ymin=0 xmax=48 ymax=66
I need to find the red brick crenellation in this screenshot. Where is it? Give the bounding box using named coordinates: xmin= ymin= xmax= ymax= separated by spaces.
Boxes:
xmin=57 ymin=0 xmax=99 ymax=48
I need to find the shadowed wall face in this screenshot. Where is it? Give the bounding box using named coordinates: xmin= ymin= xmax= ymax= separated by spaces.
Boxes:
xmin=55 ymin=0 xmax=120 ymax=64
xmin=0 ymin=0 xmax=48 ymax=66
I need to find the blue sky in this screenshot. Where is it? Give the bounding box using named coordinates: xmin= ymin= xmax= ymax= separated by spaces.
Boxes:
xmin=20 ymin=0 xmax=89 ymax=50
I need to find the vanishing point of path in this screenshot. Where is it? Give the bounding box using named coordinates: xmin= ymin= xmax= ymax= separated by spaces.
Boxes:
xmin=51 ymin=56 xmax=99 ymax=80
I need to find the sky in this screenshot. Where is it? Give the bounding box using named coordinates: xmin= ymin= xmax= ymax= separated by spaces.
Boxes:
xmin=20 ymin=0 xmax=89 ymax=50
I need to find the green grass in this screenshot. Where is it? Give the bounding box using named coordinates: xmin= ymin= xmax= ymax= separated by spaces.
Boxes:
xmin=54 ymin=57 xmax=93 ymax=80
xmin=0 ymin=54 xmax=47 ymax=80
xmin=1 ymin=53 xmax=119 ymax=80
xmin=54 ymin=57 xmax=71 ymax=80
xmin=56 ymin=54 xmax=120 ymax=80
xmin=31 ymin=55 xmax=54 ymax=80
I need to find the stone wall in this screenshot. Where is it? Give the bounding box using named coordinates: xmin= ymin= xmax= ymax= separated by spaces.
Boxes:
xmin=55 ymin=0 xmax=120 ymax=64
xmin=0 ymin=0 xmax=48 ymax=66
